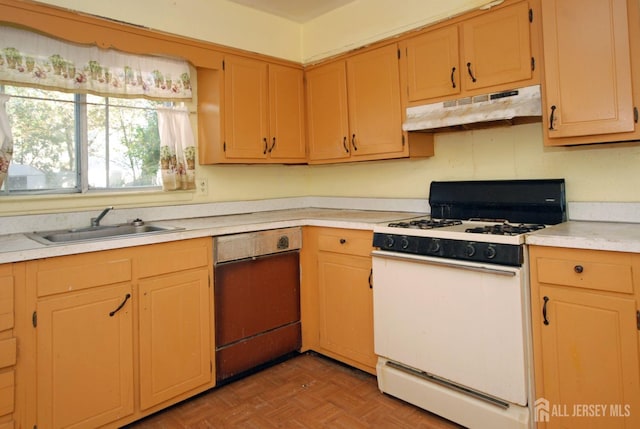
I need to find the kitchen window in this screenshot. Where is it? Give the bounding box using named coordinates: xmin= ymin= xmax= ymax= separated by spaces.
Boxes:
xmin=1 ymin=84 xmax=167 ymax=194
xmin=0 ymin=24 xmax=194 ymax=195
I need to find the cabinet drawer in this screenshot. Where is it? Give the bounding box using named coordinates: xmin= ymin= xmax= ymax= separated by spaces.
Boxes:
xmin=0 ymin=274 xmax=13 ymax=331
xmin=318 ymin=229 xmax=373 ymax=257
xmin=0 ymin=338 xmax=16 ymax=369
xmin=137 ymin=238 xmax=210 ymax=278
xmin=536 ymin=250 xmax=634 ymax=294
xmin=36 ymin=251 xmax=132 ymax=297
xmin=0 ymin=371 xmax=13 ymax=416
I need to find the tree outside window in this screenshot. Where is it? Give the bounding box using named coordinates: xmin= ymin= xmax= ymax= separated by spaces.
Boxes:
xmin=1 ymin=85 xmax=164 ymax=193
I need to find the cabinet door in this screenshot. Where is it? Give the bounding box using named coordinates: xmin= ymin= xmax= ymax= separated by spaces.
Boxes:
xmin=37 ymin=284 xmax=134 ymax=429
xmin=462 ymin=1 xmax=532 ymax=91
xmin=224 ymin=55 xmax=269 ymax=159
xmin=541 ymin=0 xmax=634 ymax=139
xmin=306 ymin=61 xmax=351 ymax=162
xmin=347 ymin=44 xmax=405 ymax=158
xmin=138 ymin=268 xmax=211 ymax=410
xmin=317 ymin=251 xmax=376 ymax=371
xmin=268 ymin=64 xmax=306 ymax=161
xmin=404 ymin=25 xmax=460 ymax=102
xmin=537 ymin=286 xmax=640 ymax=428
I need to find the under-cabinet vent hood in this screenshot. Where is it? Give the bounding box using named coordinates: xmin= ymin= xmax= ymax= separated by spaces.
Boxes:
xmin=403 ymin=85 xmax=542 ymax=132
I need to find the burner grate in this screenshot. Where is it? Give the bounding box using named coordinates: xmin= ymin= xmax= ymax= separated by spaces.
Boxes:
xmin=465 ymin=223 xmax=546 ymax=236
xmin=388 ymin=219 xmax=463 ymax=229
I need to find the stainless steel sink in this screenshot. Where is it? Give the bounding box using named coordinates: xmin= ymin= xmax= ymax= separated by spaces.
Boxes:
xmin=26 ymin=222 xmax=183 ymax=245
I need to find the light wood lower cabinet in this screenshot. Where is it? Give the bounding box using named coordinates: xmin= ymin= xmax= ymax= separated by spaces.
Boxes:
xmin=138 ymin=269 xmax=211 ymax=410
xmin=301 ymin=227 xmax=376 ymax=374
xmin=529 ymin=245 xmax=640 ymax=428
xmin=0 ymin=263 xmax=21 ymax=429
xmin=16 ymin=237 xmax=214 ymax=429
xmin=37 ymin=283 xmax=134 ymax=428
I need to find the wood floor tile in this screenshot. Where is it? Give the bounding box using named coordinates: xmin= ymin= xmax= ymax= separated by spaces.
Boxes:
xmin=124 ymin=353 xmax=465 ymax=428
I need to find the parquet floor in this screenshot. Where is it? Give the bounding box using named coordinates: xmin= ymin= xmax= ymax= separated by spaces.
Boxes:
xmin=124 ymin=352 xmax=466 ymax=428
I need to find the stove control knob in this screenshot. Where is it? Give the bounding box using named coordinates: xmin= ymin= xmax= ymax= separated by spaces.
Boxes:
xmin=485 ymin=245 xmax=497 ymax=259
xmin=464 ymin=243 xmax=476 ymax=257
xmin=384 ymin=235 xmax=395 ymax=248
xmin=428 ymin=239 xmax=441 ymax=254
xmin=400 ymin=236 xmax=410 ymax=249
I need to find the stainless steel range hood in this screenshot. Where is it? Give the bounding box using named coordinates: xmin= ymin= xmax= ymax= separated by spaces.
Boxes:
xmin=402 ymin=85 xmax=542 ymax=132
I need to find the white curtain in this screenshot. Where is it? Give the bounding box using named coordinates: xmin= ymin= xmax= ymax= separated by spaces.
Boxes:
xmin=157 ymin=107 xmax=196 ymax=191
xmin=0 ymin=94 xmax=12 ymax=189
xmin=0 ymin=26 xmax=192 ymax=100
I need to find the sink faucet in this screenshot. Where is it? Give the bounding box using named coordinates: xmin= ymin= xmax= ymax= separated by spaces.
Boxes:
xmin=91 ymin=206 xmax=113 ymax=227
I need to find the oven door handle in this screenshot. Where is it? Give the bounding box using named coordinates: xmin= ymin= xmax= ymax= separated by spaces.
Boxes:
xmin=371 ymin=250 xmax=517 ymax=277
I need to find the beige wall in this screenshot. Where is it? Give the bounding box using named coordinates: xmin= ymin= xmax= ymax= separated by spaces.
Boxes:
xmin=304 ymin=124 xmax=640 ymax=202
xmin=302 ymin=0 xmax=499 ymax=63
xmin=34 ymin=0 xmax=496 ymax=63
xmin=3 ymin=0 xmax=639 ymax=216
xmin=33 ymin=0 xmax=304 ymax=61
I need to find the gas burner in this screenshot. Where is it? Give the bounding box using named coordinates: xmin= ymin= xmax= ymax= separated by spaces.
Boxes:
xmin=465 ymin=223 xmax=546 ymax=236
xmin=388 ymin=218 xmax=463 ymax=229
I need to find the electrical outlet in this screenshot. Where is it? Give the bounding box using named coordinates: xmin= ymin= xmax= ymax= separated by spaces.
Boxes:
xmin=196 ymin=178 xmax=208 ymax=196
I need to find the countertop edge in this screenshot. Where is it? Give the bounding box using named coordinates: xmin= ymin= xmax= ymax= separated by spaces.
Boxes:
xmin=0 ymin=208 xmax=420 ymax=264
xmin=525 ymin=221 xmax=640 ymax=254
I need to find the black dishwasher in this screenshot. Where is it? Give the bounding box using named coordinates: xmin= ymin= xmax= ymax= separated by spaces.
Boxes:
xmin=213 ymin=227 xmax=301 ymax=383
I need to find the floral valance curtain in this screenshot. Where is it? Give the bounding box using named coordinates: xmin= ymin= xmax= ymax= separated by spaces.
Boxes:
xmin=0 ymin=95 xmax=12 ymax=189
xmin=0 ymin=26 xmax=192 ymax=100
xmin=157 ymin=107 xmax=196 ymax=191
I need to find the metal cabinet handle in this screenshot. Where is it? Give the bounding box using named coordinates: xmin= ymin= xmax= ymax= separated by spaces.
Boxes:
xmin=109 ymin=293 xmax=131 ymax=317
xmin=549 ymin=105 xmax=557 ymax=130
xmin=574 ymin=265 xmax=584 ymax=274
xmin=368 ymin=269 xmax=373 ymax=289
xmin=268 ymin=137 xmax=276 ymax=153
xmin=339 ymin=238 xmax=346 ymax=244
xmin=450 ymin=66 xmax=456 ymax=88
xmin=542 ymin=296 xmax=550 ymax=325
xmin=342 ymin=137 xmax=349 ymax=153
xmin=263 ymin=137 xmax=268 ymax=154
xmin=351 ymin=134 xmax=358 ymax=151
xmin=466 ymin=62 xmax=477 ymax=83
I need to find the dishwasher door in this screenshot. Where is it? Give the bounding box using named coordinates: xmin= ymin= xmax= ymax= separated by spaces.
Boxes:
xmin=214 ymin=228 xmax=301 ymax=383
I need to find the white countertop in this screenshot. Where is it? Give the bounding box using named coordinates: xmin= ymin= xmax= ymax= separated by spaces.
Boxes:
xmin=3 ymin=199 xmax=640 ymax=263
xmin=526 ymin=221 xmax=640 ymax=253
xmin=0 ymin=208 xmax=420 ymax=264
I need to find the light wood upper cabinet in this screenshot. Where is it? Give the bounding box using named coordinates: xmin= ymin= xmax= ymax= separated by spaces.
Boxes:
xmin=222 ymin=55 xmax=305 ymax=163
xmin=223 ymin=55 xmax=269 ymax=160
xmin=268 ymin=64 xmax=307 ymax=160
xmin=541 ymin=0 xmax=640 ymax=145
xmin=307 ymin=44 xmax=407 ymax=163
xmin=404 ymin=25 xmax=461 ymax=102
xmin=461 ymin=0 xmax=533 ymax=91
xmin=306 ymin=61 xmax=350 ymax=162
xmin=402 ymin=0 xmax=535 ymax=105
xmin=529 ymin=246 xmax=640 ymax=428
xmin=346 ymin=44 xmax=405 ymax=159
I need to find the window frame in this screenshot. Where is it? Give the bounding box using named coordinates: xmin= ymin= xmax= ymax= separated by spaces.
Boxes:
xmin=1 ymin=86 xmax=167 ymax=195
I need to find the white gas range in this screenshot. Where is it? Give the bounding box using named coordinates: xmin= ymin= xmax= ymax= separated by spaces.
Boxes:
xmin=371 ymin=179 xmax=566 ymax=429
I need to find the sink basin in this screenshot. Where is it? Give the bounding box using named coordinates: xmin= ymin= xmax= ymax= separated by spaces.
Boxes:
xmin=27 ymin=223 xmax=183 ymax=245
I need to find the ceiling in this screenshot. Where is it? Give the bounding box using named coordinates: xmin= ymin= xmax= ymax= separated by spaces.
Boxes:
xmin=227 ymin=0 xmax=357 ymax=23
